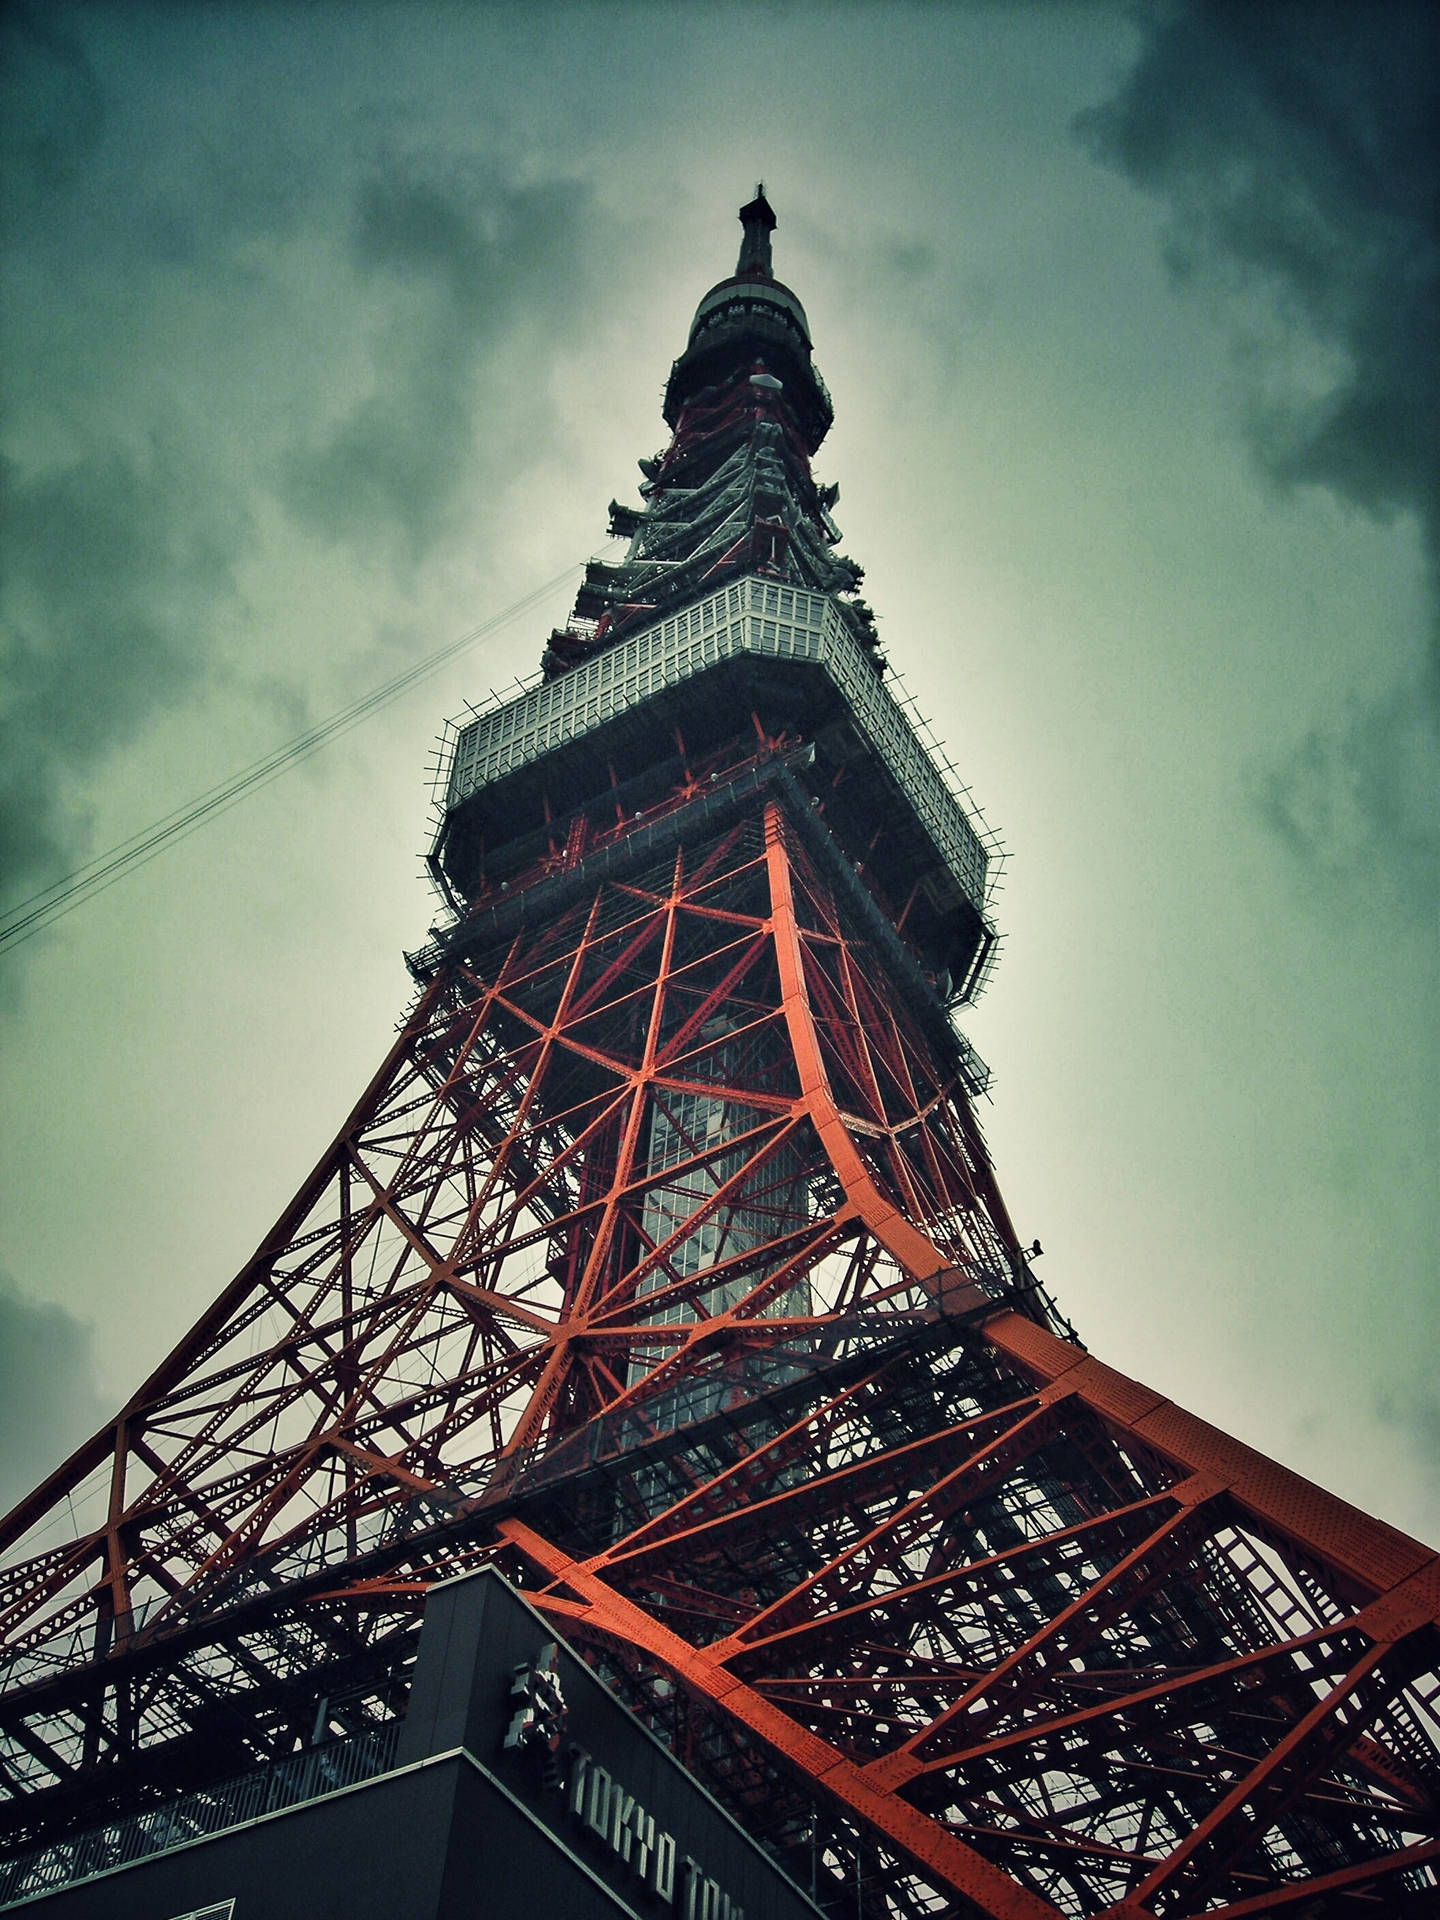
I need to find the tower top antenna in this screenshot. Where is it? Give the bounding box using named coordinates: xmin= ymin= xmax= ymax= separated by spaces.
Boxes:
xmin=736 ymin=184 xmax=777 ymax=275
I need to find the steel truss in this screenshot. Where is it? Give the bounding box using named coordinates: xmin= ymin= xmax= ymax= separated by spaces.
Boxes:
xmin=2 ymin=765 xmax=1437 ymax=1917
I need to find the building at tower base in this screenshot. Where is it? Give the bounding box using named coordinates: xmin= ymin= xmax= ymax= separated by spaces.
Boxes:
xmin=6 ymin=1575 xmax=816 ymax=1920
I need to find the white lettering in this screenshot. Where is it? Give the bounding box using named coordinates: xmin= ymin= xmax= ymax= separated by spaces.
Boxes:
xmin=681 ymin=1856 xmax=702 ymax=1920
xmin=585 ymin=1764 xmax=612 ymax=1838
xmin=632 ymin=1806 xmax=655 ymax=1881
xmin=652 ymin=1829 xmax=677 ymax=1902
xmin=561 ymin=1748 xmax=729 ymax=1914
xmin=609 ymin=1786 xmax=636 ymax=1863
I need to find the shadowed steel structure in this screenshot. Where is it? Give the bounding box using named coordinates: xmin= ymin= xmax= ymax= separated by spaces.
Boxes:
xmin=2 ymin=192 xmax=1437 ymax=1919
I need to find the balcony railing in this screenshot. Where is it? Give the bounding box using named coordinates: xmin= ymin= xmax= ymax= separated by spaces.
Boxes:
xmin=440 ymin=575 xmax=994 ymax=915
xmin=0 ymin=1720 xmax=399 ymax=1908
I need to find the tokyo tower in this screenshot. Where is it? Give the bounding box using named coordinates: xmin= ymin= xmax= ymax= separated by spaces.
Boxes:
xmin=2 ymin=191 xmax=1437 ymax=1918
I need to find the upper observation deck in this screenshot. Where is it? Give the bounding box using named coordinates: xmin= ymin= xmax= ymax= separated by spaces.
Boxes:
xmin=429 ymin=574 xmax=999 ymax=1002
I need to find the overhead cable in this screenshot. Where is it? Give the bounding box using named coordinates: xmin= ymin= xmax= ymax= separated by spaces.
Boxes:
xmin=0 ymin=561 xmax=587 ymax=954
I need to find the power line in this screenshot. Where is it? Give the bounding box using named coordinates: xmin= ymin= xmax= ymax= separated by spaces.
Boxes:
xmin=1 ymin=561 xmax=586 ymax=954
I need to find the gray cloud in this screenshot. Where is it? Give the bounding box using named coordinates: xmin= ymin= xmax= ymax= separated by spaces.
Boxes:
xmin=0 ymin=442 xmax=247 ymax=910
xmin=1256 ymin=676 xmax=1440 ymax=911
xmin=1374 ymin=1378 xmax=1440 ymax=1535
xmin=1 ymin=8 xmax=598 ymax=941
xmin=281 ymin=165 xmax=592 ymax=565
xmin=1079 ymin=0 xmax=1440 ymax=892
xmin=0 ymin=1272 xmax=110 ymax=1515
xmin=0 ymin=4 xmax=103 ymax=210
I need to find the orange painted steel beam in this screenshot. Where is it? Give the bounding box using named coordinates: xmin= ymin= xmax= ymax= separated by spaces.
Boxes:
xmin=764 ymin=800 xmax=954 ymax=1286
xmin=499 ymin=1515 xmax=1067 ymax=1920
xmin=985 ymin=1311 xmax=1440 ymax=1618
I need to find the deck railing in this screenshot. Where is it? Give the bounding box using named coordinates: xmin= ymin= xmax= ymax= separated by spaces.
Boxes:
xmin=440 ymin=575 xmax=994 ymax=915
xmin=0 ymin=1719 xmax=399 ymax=1908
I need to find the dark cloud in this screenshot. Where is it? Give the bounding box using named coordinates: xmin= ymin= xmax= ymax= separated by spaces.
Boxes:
xmin=0 ymin=443 xmax=247 ymax=911
xmin=0 ymin=1272 xmax=110 ymax=1515
xmin=1079 ymin=1 xmax=1440 ymax=891
xmin=0 ymin=9 xmax=598 ymax=941
xmin=882 ymin=238 xmax=938 ymax=280
xmin=0 ymin=4 xmax=104 ymax=210
xmin=281 ymin=164 xmax=592 ymax=564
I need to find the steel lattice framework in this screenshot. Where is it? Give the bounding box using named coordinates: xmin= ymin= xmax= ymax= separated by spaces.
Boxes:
xmin=2 ymin=193 xmax=1437 ymax=1919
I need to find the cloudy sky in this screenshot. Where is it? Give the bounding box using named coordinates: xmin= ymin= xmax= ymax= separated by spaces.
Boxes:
xmin=1 ymin=1 xmax=1435 ymax=1542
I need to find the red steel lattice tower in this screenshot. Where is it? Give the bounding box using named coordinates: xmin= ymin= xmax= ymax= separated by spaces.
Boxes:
xmin=3 ymin=192 xmax=1438 ymax=1918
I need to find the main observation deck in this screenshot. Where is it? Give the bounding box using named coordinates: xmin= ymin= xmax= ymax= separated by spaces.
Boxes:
xmin=429 ymin=574 xmax=999 ymax=1001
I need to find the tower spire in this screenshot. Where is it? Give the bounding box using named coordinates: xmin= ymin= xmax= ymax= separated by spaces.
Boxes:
xmin=736 ymin=181 xmax=776 ymax=275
